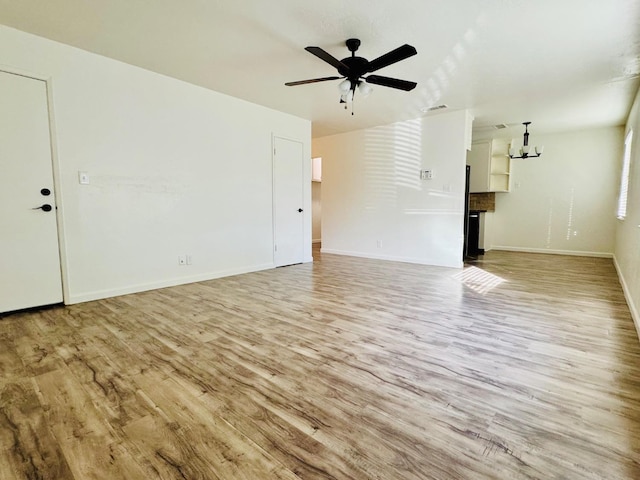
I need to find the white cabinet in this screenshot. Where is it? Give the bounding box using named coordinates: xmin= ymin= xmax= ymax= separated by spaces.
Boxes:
xmin=467 ymin=142 xmax=491 ymax=192
xmin=466 ymin=140 xmax=510 ymax=192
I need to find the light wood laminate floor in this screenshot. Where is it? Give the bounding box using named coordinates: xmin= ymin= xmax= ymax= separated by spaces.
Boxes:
xmin=1 ymin=248 xmax=639 ymax=479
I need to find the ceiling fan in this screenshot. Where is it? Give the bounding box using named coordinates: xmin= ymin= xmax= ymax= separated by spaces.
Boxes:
xmin=285 ymin=38 xmax=418 ymax=111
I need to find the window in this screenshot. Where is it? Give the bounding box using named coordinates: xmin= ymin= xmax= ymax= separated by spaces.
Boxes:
xmin=617 ymin=129 xmax=633 ymax=219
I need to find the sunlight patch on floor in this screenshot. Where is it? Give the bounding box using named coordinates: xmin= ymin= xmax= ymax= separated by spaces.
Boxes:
xmin=454 ymin=265 xmax=506 ymax=295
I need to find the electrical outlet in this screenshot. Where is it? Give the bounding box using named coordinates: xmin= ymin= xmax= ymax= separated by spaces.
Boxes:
xmin=178 ymin=255 xmax=186 ymax=265
xmin=376 ymin=240 xmax=382 ymax=248
xmin=78 ymin=171 xmax=90 ymax=185
xmin=186 ymin=255 xmax=192 ymax=265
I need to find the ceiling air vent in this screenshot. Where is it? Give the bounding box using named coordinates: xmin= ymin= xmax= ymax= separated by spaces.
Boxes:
xmin=421 ymin=104 xmax=448 ymax=113
xmin=493 ymin=123 xmax=508 ymax=129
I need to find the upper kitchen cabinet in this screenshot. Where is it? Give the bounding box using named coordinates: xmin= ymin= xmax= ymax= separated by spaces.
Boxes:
xmin=467 ymin=140 xmax=510 ymax=193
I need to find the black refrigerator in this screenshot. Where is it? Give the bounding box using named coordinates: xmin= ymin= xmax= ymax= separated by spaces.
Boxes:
xmin=463 ymin=164 xmax=481 ymax=259
xmin=463 ymin=165 xmax=470 ymax=259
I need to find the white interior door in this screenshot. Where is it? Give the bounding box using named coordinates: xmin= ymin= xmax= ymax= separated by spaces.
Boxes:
xmin=273 ymin=137 xmax=304 ymax=267
xmin=0 ymin=71 xmax=63 ymax=313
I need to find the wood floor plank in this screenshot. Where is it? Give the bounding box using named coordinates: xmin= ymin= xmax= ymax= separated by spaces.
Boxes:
xmin=34 ymin=367 xmax=150 ymax=480
xmin=130 ymin=369 xmax=302 ymax=480
xmin=0 ymin=378 xmax=75 ymax=479
xmin=1 ymin=248 xmax=640 ymax=479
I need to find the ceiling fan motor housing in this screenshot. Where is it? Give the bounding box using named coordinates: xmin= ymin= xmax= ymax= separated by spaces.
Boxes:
xmin=339 ymin=56 xmax=369 ymax=81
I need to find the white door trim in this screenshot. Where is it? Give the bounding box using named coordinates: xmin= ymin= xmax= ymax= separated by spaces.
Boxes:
xmin=1 ymin=66 xmax=69 ymax=305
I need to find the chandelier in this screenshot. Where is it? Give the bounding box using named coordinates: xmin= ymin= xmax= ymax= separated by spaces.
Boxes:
xmin=509 ymin=122 xmax=544 ymax=159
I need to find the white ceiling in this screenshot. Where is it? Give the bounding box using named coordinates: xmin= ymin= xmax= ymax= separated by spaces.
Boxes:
xmin=1 ymin=0 xmax=639 ymax=139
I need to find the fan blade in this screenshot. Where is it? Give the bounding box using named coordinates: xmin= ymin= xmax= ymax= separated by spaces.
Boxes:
xmin=285 ymin=76 xmax=342 ymax=86
xmin=367 ymin=44 xmax=417 ymax=73
xmin=366 ymin=75 xmax=417 ymax=91
xmin=305 ymin=46 xmax=350 ymax=72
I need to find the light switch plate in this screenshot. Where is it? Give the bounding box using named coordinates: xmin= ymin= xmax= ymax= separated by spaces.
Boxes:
xmin=78 ymin=171 xmax=90 ymax=185
xmin=420 ymin=170 xmax=433 ymax=180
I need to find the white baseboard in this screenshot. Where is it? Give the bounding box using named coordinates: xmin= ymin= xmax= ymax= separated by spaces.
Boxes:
xmin=491 ymin=245 xmax=613 ymax=258
xmin=320 ymin=248 xmax=462 ymax=269
xmin=613 ymin=255 xmax=640 ymax=341
xmin=67 ymin=262 xmax=275 ymax=304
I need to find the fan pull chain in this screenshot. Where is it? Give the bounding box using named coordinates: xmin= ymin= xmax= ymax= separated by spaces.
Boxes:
xmin=344 ymin=99 xmax=354 ymax=115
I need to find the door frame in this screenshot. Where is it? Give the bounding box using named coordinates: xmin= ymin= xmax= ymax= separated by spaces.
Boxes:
xmin=271 ymin=134 xmax=310 ymax=266
xmin=1 ymin=65 xmax=70 ymax=305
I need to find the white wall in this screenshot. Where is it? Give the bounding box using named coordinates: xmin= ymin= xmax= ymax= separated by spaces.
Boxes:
xmin=0 ymin=25 xmax=311 ymax=303
xmin=615 ymin=86 xmax=640 ymax=330
xmin=490 ymin=127 xmax=622 ymax=256
xmin=313 ymin=110 xmax=470 ymax=268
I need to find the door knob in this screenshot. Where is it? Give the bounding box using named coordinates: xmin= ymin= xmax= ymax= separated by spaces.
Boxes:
xmin=32 ymin=204 xmax=52 ymax=212
xmin=298 ymin=208 xmax=303 ymax=212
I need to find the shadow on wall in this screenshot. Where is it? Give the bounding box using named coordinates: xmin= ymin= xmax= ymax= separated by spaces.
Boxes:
xmin=364 ymin=119 xmax=422 ymax=210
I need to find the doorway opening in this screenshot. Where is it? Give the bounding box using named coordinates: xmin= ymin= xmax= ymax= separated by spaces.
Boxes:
xmin=312 ymin=157 xmax=322 ymax=248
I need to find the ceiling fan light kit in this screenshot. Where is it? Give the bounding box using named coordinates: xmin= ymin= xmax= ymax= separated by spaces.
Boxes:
xmin=338 ymin=80 xmax=372 ymax=104
xmin=285 ymin=38 xmax=418 ymax=114
xmin=509 ymin=122 xmax=544 ymax=159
